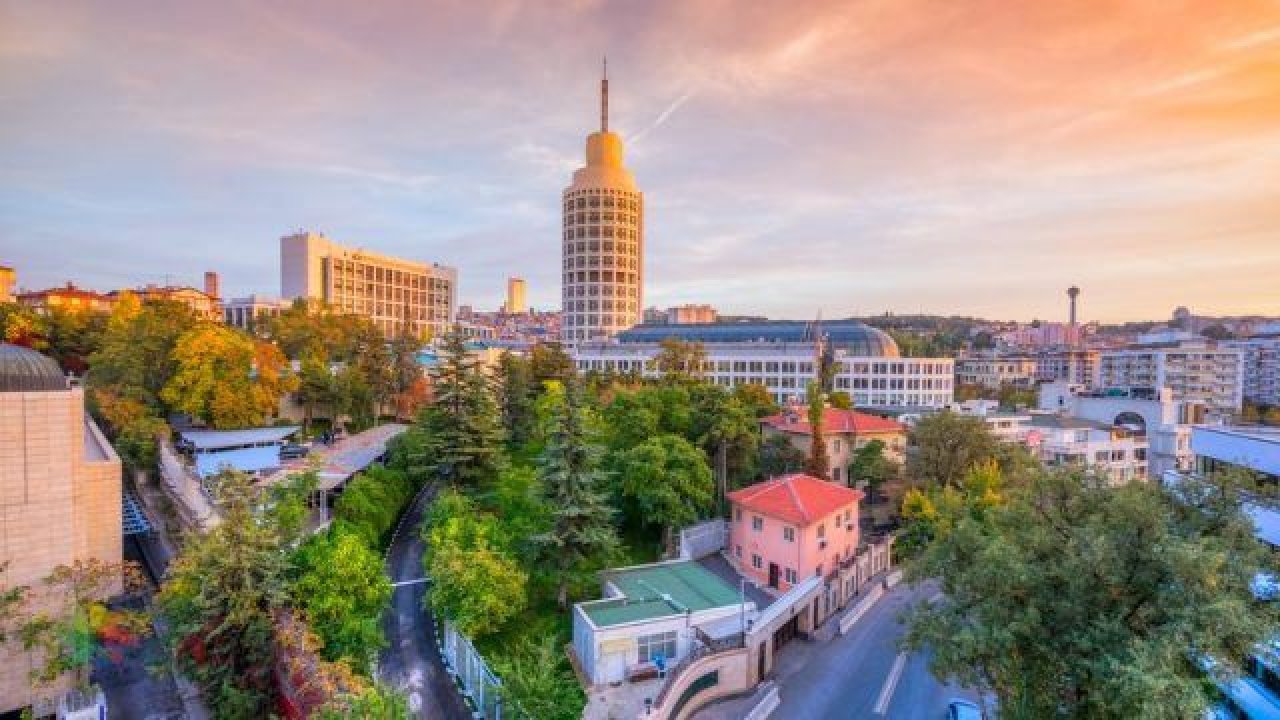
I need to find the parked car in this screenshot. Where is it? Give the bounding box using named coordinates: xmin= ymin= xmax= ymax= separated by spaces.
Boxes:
xmin=279 ymin=443 xmax=310 ymax=460
xmin=947 ymin=699 xmax=983 ymax=720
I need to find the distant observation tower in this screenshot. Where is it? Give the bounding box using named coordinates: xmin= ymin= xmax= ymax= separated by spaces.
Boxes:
xmin=561 ymin=59 xmax=644 ymax=344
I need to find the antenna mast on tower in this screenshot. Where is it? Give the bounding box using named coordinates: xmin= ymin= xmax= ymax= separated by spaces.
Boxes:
xmin=601 ymin=56 xmax=609 ymax=132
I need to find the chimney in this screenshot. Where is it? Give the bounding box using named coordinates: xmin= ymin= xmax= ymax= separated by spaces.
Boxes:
xmin=204 ymin=271 xmax=220 ymax=299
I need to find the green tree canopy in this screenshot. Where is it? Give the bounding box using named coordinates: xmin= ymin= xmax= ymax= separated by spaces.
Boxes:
xmin=423 ymin=490 xmax=528 ymax=638
xmin=536 ymin=378 xmax=619 ymax=608
xmin=423 ymin=329 xmax=503 ymax=488
xmin=617 ymin=433 xmax=715 ymax=549
xmin=290 ymin=526 xmax=392 ymax=673
xmin=907 ymin=411 xmax=1000 ymax=489
xmin=760 ymin=433 xmax=805 ymax=478
xmin=904 ymin=468 xmax=1279 ymax=719
xmin=848 ymin=438 xmax=898 ymax=497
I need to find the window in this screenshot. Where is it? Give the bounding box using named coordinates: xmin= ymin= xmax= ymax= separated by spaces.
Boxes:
xmin=637 ymin=631 xmax=678 ymax=664
xmin=752 ymin=516 xmax=764 ymax=532
xmin=817 ymin=524 xmax=825 ymax=539
xmin=832 ymin=467 xmax=842 ymax=482
xmin=783 ymin=526 xmax=795 ymax=542
xmin=784 ymin=568 xmax=797 ymax=584
xmin=735 ymin=545 xmax=742 ymax=558
xmin=735 ymin=508 xmax=742 ymax=523
xmin=751 ymin=554 xmax=762 ymax=569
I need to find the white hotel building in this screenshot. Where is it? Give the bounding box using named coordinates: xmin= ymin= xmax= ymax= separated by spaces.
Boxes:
xmin=574 ymin=321 xmax=954 ymax=408
xmin=1097 ymin=339 xmax=1243 ymax=413
xmin=1227 ymin=329 xmax=1280 ymax=407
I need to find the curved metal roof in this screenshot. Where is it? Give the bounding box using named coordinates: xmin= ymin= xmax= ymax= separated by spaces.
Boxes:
xmin=0 ymin=343 xmax=67 ymax=392
xmin=616 ymin=320 xmax=901 ymax=357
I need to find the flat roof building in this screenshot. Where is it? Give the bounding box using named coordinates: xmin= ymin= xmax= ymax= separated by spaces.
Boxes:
xmin=281 ymin=231 xmax=457 ymax=339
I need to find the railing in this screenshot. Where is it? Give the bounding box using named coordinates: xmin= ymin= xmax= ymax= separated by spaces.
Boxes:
xmin=439 ymin=620 xmax=522 ymax=720
xmin=653 ymin=639 xmax=714 ymax=709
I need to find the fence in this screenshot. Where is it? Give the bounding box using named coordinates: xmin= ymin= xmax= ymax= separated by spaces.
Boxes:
xmin=439 ymin=620 xmax=519 ymax=720
xmin=678 ymin=519 xmax=727 ymax=560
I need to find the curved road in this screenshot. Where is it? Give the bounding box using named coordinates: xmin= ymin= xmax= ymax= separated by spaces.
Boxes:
xmin=379 ymin=483 xmax=472 ymax=720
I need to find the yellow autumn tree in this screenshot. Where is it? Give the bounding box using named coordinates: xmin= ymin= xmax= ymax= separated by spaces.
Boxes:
xmin=163 ymin=325 xmax=295 ymax=429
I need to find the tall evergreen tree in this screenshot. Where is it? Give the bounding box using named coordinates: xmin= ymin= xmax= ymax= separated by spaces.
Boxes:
xmin=536 ymin=378 xmax=619 ymax=608
xmin=426 ymin=329 xmax=503 ymax=488
xmin=497 ymin=351 xmax=536 ymax=448
xmin=804 ymin=381 xmax=830 ymax=479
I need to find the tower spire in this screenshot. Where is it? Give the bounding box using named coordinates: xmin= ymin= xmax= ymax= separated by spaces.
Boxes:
xmin=601 ymin=56 xmax=609 ymax=132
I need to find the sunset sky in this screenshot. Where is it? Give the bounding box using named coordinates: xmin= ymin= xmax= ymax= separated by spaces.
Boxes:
xmin=2 ymin=1 xmax=1278 ymax=322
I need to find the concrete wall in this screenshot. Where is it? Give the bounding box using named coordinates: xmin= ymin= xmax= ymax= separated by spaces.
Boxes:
xmin=647 ymin=648 xmax=750 ymax=720
xmin=0 ymin=387 xmax=121 ymax=713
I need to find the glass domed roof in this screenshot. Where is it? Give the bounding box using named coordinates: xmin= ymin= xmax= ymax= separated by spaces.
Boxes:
xmin=618 ymin=320 xmax=901 ymax=357
xmin=0 ymin=343 xmax=67 ymax=392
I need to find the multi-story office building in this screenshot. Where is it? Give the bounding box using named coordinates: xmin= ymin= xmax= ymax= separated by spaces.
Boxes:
xmin=574 ymin=320 xmax=954 ymax=408
xmin=561 ymin=65 xmax=644 ymax=343
xmin=1227 ymin=329 xmax=1280 ymax=407
xmin=0 ymin=344 xmax=122 ymax=713
xmin=0 ymin=265 xmax=14 ymax=303
xmin=280 ymin=231 xmax=457 ymax=338
xmin=955 ymin=354 xmax=1038 ymax=388
xmin=505 ymin=277 xmax=527 ymax=314
xmin=18 ymin=283 xmax=115 ymax=314
xmin=1098 ymin=340 xmax=1243 ymax=412
xmin=224 ymin=294 xmax=291 ymax=331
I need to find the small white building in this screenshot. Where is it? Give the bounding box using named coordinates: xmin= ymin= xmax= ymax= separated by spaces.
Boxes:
xmin=946 ymin=399 xmax=1032 ymax=442
xmin=572 ymin=559 xmax=752 ymax=686
xmin=1026 ymin=414 xmax=1148 ymax=485
xmin=1037 ymin=382 xmax=1194 ymax=477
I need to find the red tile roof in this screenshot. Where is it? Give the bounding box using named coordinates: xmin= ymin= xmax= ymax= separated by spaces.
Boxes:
xmin=761 ymin=407 xmax=904 ymax=436
xmin=727 ymin=473 xmax=863 ymax=526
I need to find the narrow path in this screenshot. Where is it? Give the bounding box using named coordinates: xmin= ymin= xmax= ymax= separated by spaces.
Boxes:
xmin=378 ymin=483 xmax=472 ymax=720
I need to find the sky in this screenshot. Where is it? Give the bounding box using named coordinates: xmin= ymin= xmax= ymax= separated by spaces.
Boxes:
xmin=2 ymin=0 xmax=1279 ymax=323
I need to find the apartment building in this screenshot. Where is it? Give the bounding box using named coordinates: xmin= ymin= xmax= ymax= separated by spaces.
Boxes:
xmin=955 ymin=354 xmax=1038 ymax=388
xmin=280 ymin=231 xmax=457 ymax=338
xmin=760 ymin=406 xmax=906 ymax=485
xmin=1098 ymin=340 xmax=1243 ymax=412
xmin=1227 ymin=331 xmax=1280 ymax=407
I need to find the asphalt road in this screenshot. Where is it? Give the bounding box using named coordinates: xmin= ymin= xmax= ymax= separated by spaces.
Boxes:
xmin=378 ymin=483 xmax=472 ymax=720
xmin=770 ymin=581 xmax=981 ymax=720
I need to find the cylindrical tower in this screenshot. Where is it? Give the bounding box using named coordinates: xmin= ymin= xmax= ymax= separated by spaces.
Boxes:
xmin=561 ymin=61 xmax=643 ymax=344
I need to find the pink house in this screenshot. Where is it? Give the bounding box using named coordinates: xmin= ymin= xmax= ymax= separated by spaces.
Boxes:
xmin=726 ymin=474 xmax=863 ymax=592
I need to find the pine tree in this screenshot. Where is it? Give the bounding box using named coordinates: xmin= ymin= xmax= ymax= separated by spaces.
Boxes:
xmin=427 ymin=329 xmax=502 ymax=488
xmin=498 ymin=351 xmax=536 ymax=448
xmin=804 ymin=380 xmax=830 ymax=479
xmin=536 ymin=377 xmax=619 ymax=608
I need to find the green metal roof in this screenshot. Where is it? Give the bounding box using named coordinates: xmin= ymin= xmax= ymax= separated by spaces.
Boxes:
xmin=582 ymin=561 xmax=742 ymax=628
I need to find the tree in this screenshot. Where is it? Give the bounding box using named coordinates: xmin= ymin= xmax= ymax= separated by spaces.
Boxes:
xmin=1263 ymin=406 xmax=1280 ymax=427
xmin=908 ymin=411 xmax=999 ymax=489
xmin=848 ymin=438 xmax=898 ymax=499
xmin=904 ymin=468 xmax=1278 ymax=719
xmin=530 ymin=341 xmax=574 ymax=387
xmin=689 ymin=386 xmax=759 ymax=506
xmin=653 ymin=338 xmax=708 ymax=379
xmin=162 ymin=324 xmax=295 ymax=429
xmin=88 ymin=292 xmax=194 ymax=412
xmin=498 ymin=351 xmax=537 ymax=449
xmin=1 ymin=301 xmax=50 ymax=350
xmin=296 ymin=350 xmax=336 ymax=431
xmin=425 ymin=329 xmax=503 ymax=488
xmin=536 ymin=378 xmax=620 ymax=608
xmin=423 ymin=490 xmax=527 ymax=638
xmin=828 ymin=391 xmax=852 ymax=410
xmin=760 ymin=433 xmax=805 ymax=478
xmin=19 ymin=559 xmax=149 ymax=693
xmin=290 ymin=526 xmax=392 ymax=673
xmin=316 ymin=682 xmax=411 ymax=719
xmin=91 ymin=386 xmax=168 ymax=472
xmin=617 ymin=434 xmax=715 ymax=550
xmin=492 ymin=636 xmax=584 ymax=720
xmin=804 ymin=381 xmax=830 ymax=479
xmin=733 ymin=382 xmax=779 ymax=418
xmin=157 ymin=470 xmax=294 ymax=716
xmin=332 ymin=465 xmax=417 ymax=549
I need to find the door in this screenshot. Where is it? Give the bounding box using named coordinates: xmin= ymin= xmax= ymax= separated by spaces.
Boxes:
xmin=768 ymin=562 xmax=780 ymax=589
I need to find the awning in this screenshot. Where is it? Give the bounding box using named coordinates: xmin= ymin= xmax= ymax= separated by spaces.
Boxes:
xmin=179 ymin=426 xmax=299 ymax=451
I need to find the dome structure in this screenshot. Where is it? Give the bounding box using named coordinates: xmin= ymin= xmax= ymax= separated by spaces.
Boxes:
xmin=617 ymin=320 xmax=901 ymax=357
xmin=0 ymin=343 xmax=67 ymax=392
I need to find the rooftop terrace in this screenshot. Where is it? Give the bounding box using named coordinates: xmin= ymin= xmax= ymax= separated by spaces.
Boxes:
xmin=582 ymin=560 xmax=744 ymax=628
